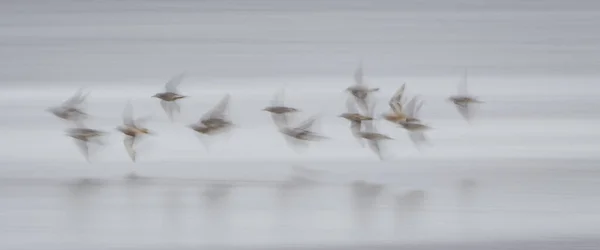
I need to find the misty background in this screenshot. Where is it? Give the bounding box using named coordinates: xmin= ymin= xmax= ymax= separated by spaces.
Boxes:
xmin=1 ymin=0 xmax=600 ymax=250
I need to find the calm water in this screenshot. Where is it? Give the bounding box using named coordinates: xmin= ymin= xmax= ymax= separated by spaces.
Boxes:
xmin=1 ymin=0 xmax=600 ymax=249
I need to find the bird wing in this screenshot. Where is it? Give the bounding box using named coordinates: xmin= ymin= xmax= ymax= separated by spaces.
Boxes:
xmin=271 ymin=89 xmax=285 ymax=107
xmin=455 ymin=103 xmax=472 ymax=121
xmin=350 ymin=120 xmax=365 ymax=147
xmin=346 ymin=96 xmax=359 ymax=114
xmin=389 ymin=84 xmax=406 ymax=114
xmin=415 ymin=99 xmax=425 ymax=117
xmin=404 ymin=95 xmax=424 ymax=118
xmin=164 ymin=73 xmax=186 ymax=93
xmin=408 ymin=131 xmax=427 ymax=147
xmin=271 ymin=113 xmax=289 ymax=129
xmin=123 ymin=101 xmax=135 ymax=126
xmin=458 ymin=68 xmax=469 ymax=96
xmin=202 ymin=94 xmax=230 ymax=122
xmin=73 ymin=139 xmax=90 ymax=162
xmin=362 ymin=119 xmax=375 ymax=134
xmin=63 ymin=88 xmax=88 ymax=108
xmin=353 ymin=60 xmax=364 ymax=85
xmin=367 ymin=140 xmax=383 ymax=160
xmin=160 ymin=100 xmax=176 ymax=121
xmin=124 ymin=136 xmax=136 ymax=162
xmin=295 ymin=115 xmax=317 ymax=131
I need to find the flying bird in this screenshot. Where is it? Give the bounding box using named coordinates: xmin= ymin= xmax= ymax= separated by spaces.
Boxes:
xmin=189 ymin=94 xmax=234 ymax=149
xmin=448 ymin=69 xmax=483 ymax=121
xmin=339 ymin=97 xmax=373 ymax=147
xmin=47 ymin=88 xmax=89 ymax=126
xmin=357 ymin=119 xmax=392 ymax=160
xmin=66 ymin=126 xmax=105 ymax=162
xmin=345 ymin=61 xmax=379 ymax=113
xmin=152 ymin=73 xmax=188 ymax=121
xmin=263 ymin=89 xmax=299 ymax=129
xmin=116 ymin=101 xmax=152 ymax=162
xmin=397 ymin=98 xmax=431 ymax=148
xmin=279 ymin=115 xmax=328 ymax=150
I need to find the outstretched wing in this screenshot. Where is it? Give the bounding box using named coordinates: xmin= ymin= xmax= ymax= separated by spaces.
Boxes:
xmin=353 ymin=60 xmax=364 ymax=85
xmin=362 ymin=119 xmax=376 ymax=134
xmin=124 ymin=136 xmax=136 ymax=162
xmin=389 ymin=84 xmax=406 ymax=114
xmin=367 ymin=140 xmax=383 ymax=160
xmin=295 ymin=115 xmax=317 ymax=131
xmin=165 ymin=73 xmax=186 ymax=93
xmin=404 ymin=95 xmax=423 ymax=118
xmin=458 ymin=68 xmax=468 ymax=96
xmin=408 ymin=131 xmax=428 ymax=148
xmin=63 ymin=88 xmax=88 ymax=108
xmin=350 ymin=120 xmax=365 ymax=147
xmin=123 ymin=101 xmax=134 ymax=126
xmin=72 ymin=139 xmax=90 ymax=162
xmin=456 ymin=103 xmax=472 ymax=121
xmin=346 ymin=96 xmax=358 ymax=113
xmin=271 ymin=113 xmax=289 ymax=129
xmin=202 ymin=94 xmax=230 ymax=122
xmin=271 ymin=89 xmax=285 ymax=107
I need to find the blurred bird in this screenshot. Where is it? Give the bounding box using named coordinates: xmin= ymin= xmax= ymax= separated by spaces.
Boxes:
xmin=152 ymin=73 xmax=187 ymax=121
xmin=345 ymin=61 xmax=379 ymax=113
xmin=47 ymin=88 xmax=89 ymax=126
xmin=189 ymin=94 xmax=234 ymax=148
xmin=263 ymin=89 xmax=299 ymax=129
xmin=403 ymin=95 xmax=425 ymax=123
xmin=381 ymin=83 xmax=408 ymax=123
xmin=339 ymin=96 xmax=373 ymax=147
xmin=116 ymin=101 xmax=152 ymax=162
xmin=357 ymin=120 xmax=393 ymax=160
xmin=66 ymin=126 xmax=105 ymax=162
xmin=279 ymin=115 xmax=328 ymax=149
xmin=448 ymin=69 xmax=483 ymax=121
xmin=397 ymin=95 xmax=431 ymax=148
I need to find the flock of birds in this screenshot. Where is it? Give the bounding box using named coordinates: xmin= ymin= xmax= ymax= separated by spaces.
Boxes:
xmin=46 ymin=63 xmax=483 ymax=162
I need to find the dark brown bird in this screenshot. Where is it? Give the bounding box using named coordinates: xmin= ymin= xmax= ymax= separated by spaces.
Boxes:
xmin=448 ymin=69 xmax=483 ymax=121
xmin=152 ymin=73 xmax=188 ymax=121
xmin=263 ymin=89 xmax=300 ymax=129
xmin=189 ymin=94 xmax=234 ymax=136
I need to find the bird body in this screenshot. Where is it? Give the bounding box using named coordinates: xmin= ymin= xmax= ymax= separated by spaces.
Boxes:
xmin=449 ymin=69 xmax=483 ymax=121
xmin=153 ymin=73 xmax=187 ymax=120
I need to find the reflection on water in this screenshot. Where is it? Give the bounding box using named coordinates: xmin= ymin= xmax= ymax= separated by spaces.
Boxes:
xmin=0 ymin=161 xmax=599 ymax=248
